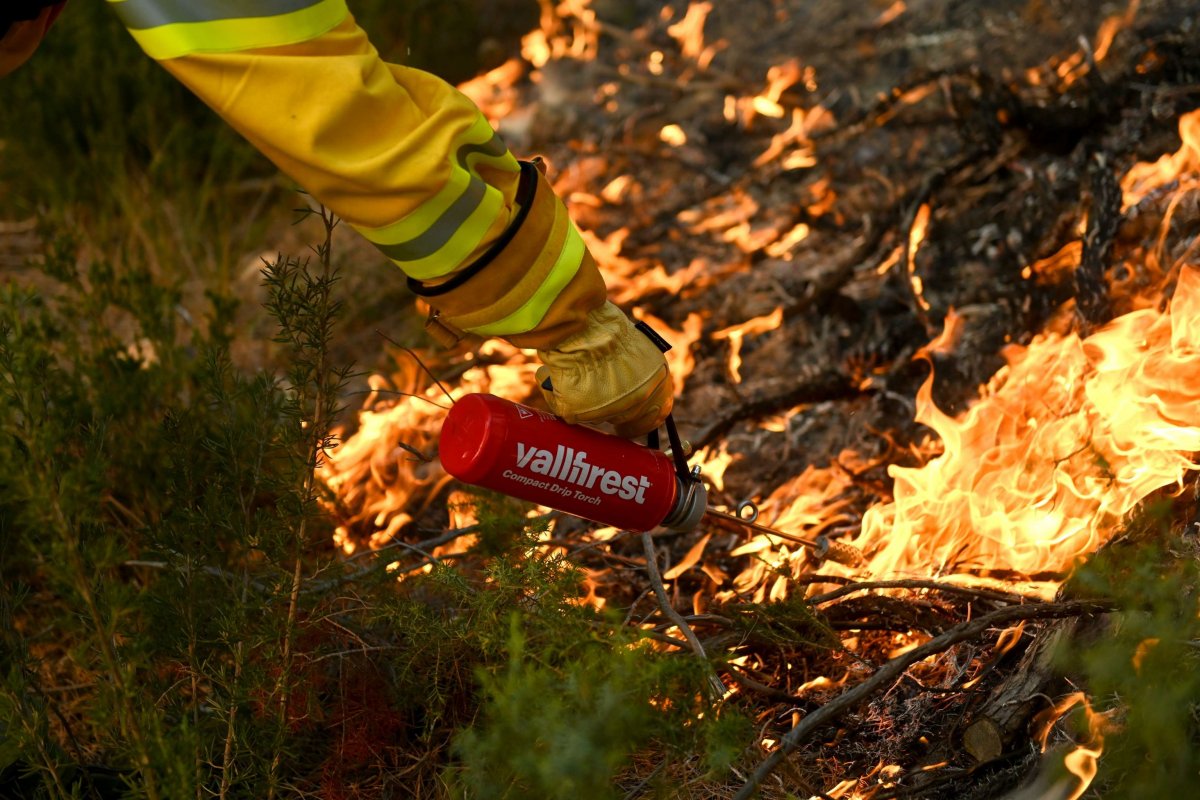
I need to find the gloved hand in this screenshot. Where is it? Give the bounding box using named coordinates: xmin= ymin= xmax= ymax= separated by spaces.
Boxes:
xmin=535 ymin=301 xmax=673 ymax=437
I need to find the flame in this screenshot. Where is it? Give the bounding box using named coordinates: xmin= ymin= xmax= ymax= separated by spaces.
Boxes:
xmin=328 ymin=0 xmax=1199 ymax=768
xmin=750 ymin=59 xmax=804 ymax=120
xmin=753 ymin=105 xmax=834 ymax=168
xmin=521 ymin=0 xmax=599 ymax=68
xmin=666 ymin=2 xmax=721 ymax=68
xmin=1030 ymin=692 xmax=1110 ymax=800
xmin=854 ymin=266 xmax=1200 ymax=578
xmin=810 ymin=120 xmax=1200 ymax=580
xmin=1120 ymin=109 xmax=1200 ymax=211
xmin=721 ymin=456 xmax=862 ymax=603
xmin=659 ymin=123 xmax=688 ymax=147
xmin=712 ymin=307 xmax=784 ymax=384
xmin=1027 ymin=241 xmax=1083 ymax=283
xmin=906 ymin=202 xmax=933 ymax=312
xmin=764 ymin=222 xmax=810 ymax=259
xmin=630 ymin=308 xmax=702 ymax=393
xmin=324 ymin=349 xmax=540 ymax=553
xmin=457 ymin=58 xmax=526 ymax=124
xmin=1027 ymin=0 xmax=1137 ymax=88
xmin=805 ymin=176 xmax=838 ymax=218
xmin=692 ymin=442 xmax=735 ymax=492
xmin=600 ymin=174 xmax=634 ymax=204
xmin=875 ymin=0 xmax=907 ymax=26
xmin=1093 ymin=0 xmax=1139 ymax=62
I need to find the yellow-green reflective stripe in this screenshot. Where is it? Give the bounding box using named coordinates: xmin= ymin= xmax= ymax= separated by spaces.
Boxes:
xmin=371 ymin=129 xmax=514 ymax=262
xmin=110 ymin=0 xmax=347 ymax=59
xmin=467 ymin=224 xmax=586 ymax=337
xmin=395 ymin=186 xmax=506 ymax=281
xmin=372 ymin=174 xmax=487 ymax=262
xmin=355 ymin=118 xmax=516 ymax=252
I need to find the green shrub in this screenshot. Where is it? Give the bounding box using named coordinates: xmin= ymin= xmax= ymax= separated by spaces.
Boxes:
xmin=1057 ymin=503 xmax=1200 ymax=797
xmin=0 ymin=213 xmax=745 ymax=798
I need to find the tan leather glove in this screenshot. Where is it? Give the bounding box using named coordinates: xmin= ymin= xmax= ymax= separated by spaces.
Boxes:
xmin=535 ymin=302 xmax=674 ymax=437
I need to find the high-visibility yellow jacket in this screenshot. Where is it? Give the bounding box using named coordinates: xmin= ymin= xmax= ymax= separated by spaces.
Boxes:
xmin=2 ymin=1 xmax=606 ymax=349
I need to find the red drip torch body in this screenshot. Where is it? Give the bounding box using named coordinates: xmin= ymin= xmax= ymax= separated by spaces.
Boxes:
xmin=440 ymin=393 xmax=704 ymax=532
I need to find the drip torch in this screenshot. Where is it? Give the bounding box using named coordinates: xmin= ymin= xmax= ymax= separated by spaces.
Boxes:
xmin=439 ymin=392 xmax=863 ymax=567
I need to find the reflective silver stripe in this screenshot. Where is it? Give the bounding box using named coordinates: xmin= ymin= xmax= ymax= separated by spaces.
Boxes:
xmin=375 ymin=176 xmax=488 ymax=262
xmin=112 ymin=0 xmax=325 ymax=30
xmin=375 ymin=132 xmax=510 ymax=262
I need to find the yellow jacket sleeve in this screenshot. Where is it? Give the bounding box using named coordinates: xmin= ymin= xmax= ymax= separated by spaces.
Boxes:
xmin=106 ymin=0 xmax=605 ymax=349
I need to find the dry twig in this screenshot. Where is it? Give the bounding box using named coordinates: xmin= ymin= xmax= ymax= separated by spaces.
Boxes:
xmin=640 ymin=529 xmax=726 ymax=699
xmin=732 ymin=599 xmax=1114 ymax=800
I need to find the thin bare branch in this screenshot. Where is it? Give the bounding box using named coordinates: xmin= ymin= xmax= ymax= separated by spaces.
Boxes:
xmin=733 ymin=599 xmax=1115 ymax=800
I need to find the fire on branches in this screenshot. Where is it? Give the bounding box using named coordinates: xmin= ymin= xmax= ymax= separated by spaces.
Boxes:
xmin=323 ymin=1 xmax=1200 ymax=796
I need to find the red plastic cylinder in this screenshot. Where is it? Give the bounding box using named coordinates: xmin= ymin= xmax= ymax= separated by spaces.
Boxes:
xmin=440 ymin=393 xmax=679 ymax=531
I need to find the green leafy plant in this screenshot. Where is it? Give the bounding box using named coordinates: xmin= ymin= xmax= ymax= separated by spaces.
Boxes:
xmin=1056 ymin=502 xmax=1200 ymax=798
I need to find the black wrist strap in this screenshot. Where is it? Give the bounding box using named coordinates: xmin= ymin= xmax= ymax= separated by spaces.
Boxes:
xmin=634 ymin=320 xmax=692 ymax=482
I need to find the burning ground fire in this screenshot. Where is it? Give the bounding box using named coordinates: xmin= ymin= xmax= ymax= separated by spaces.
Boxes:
xmin=320 ymin=1 xmax=1200 ymax=795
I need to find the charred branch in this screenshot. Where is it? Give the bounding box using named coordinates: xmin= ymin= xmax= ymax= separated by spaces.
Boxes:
xmin=1076 ymin=155 xmax=1122 ymax=330
xmin=689 ymin=367 xmax=865 ymax=450
xmin=958 ymin=618 xmax=1082 ymax=766
xmin=732 ymin=600 xmax=1114 ymax=800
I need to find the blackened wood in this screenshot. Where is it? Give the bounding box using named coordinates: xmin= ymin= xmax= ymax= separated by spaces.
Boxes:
xmin=1076 ymin=157 xmax=1121 ymax=330
xmin=959 ymin=619 xmax=1078 ymax=765
xmin=689 ymin=367 xmax=864 ymax=450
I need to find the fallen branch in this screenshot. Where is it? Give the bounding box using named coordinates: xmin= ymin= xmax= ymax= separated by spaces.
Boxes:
xmin=689 ymin=367 xmax=864 ymax=450
xmin=732 ymin=599 xmax=1114 ymax=800
xmin=807 ymin=578 xmax=1038 ymax=606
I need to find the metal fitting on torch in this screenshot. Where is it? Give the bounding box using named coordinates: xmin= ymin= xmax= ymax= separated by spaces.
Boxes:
xmin=661 ymin=468 xmax=708 ymax=532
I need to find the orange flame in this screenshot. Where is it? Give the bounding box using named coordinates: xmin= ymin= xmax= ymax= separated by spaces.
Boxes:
xmin=1093 ymin=0 xmax=1139 ymax=62
xmin=1030 ymin=692 xmax=1110 ymax=800
xmin=666 ymin=2 xmax=721 ymax=68
xmin=855 ymin=266 xmax=1200 ymax=578
xmin=1120 ymin=109 xmax=1200 ymax=211
xmin=457 ymin=58 xmax=526 ymax=124
xmin=1030 ymin=0 xmax=1139 ymax=88
xmin=753 ymin=105 xmax=834 ymax=168
xmin=712 ymin=307 xmax=784 ymax=384
xmin=907 ymin=202 xmax=933 ymax=312
xmin=521 ymin=0 xmax=599 ymax=68
xmin=875 ymin=0 xmax=907 ymax=27
xmin=750 ymin=59 xmax=805 ymax=120
xmin=324 ymin=348 xmax=541 ymax=553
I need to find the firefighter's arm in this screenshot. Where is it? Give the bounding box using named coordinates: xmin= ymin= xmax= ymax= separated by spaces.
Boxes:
xmin=106 ymin=0 xmax=670 ymax=435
